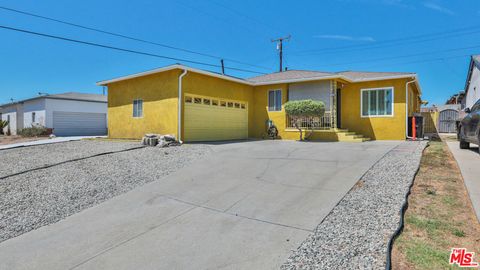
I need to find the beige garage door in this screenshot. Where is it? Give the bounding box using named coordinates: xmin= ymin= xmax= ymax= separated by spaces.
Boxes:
xmin=184 ymin=94 xmax=248 ymax=142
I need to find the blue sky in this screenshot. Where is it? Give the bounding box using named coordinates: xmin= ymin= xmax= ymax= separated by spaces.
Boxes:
xmin=0 ymin=0 xmax=479 ymax=106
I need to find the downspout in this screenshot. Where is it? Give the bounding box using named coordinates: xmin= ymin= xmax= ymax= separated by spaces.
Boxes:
xmin=405 ymin=79 xmax=417 ymax=139
xmin=178 ymin=69 xmax=188 ymax=144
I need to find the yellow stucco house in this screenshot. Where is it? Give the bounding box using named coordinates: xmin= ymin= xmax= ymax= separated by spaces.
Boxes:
xmin=97 ymin=64 xmax=421 ymax=142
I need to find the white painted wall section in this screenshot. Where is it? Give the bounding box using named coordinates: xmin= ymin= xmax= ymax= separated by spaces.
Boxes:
xmin=23 ymin=99 xmax=46 ymax=128
xmin=45 ymin=98 xmax=107 ymax=128
xmin=1 ymin=104 xmax=22 ymax=135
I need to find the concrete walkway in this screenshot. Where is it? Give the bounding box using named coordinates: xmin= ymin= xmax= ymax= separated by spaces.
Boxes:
xmin=0 ymin=136 xmax=107 ymax=150
xmin=446 ymin=141 xmax=480 ymax=222
xmin=0 ymin=140 xmax=400 ymax=270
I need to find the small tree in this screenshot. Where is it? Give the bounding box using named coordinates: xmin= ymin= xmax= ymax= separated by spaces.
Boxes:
xmin=0 ymin=120 xmax=8 ymax=135
xmin=284 ymin=99 xmax=325 ymax=141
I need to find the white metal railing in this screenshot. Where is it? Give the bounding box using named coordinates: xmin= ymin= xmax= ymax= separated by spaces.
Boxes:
xmin=286 ymin=111 xmax=333 ymax=130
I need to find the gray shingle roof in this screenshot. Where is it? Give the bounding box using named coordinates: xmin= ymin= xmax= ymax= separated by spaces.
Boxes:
xmin=46 ymin=92 xmax=107 ymax=102
xmin=472 ymin=55 xmax=480 ymax=66
xmin=336 ymin=71 xmax=415 ymax=81
xmin=247 ymin=70 xmax=415 ymax=83
xmin=0 ymin=92 xmax=106 ymax=108
xmin=248 ymin=70 xmax=335 ymax=83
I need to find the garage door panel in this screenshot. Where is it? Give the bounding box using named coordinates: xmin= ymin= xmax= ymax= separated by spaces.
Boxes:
xmin=184 ymin=95 xmax=248 ymax=142
xmin=53 ymin=111 xmax=107 ymax=136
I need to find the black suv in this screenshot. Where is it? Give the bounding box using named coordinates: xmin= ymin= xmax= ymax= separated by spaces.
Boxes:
xmin=458 ymin=99 xmax=480 ymax=152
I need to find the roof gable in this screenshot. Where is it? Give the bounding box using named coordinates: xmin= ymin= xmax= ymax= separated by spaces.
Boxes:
xmin=97 ymin=64 xmax=418 ymax=91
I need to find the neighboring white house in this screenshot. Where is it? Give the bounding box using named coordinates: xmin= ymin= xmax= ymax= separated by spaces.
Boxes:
xmin=0 ymin=92 xmax=107 ymax=136
xmin=463 ymin=55 xmax=480 ymax=110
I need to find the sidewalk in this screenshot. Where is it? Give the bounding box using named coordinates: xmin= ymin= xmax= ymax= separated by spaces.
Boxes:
xmin=446 ymin=141 xmax=480 ymax=222
xmin=0 ymin=136 xmax=107 ymax=150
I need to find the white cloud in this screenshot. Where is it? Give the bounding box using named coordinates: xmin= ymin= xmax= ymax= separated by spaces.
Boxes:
xmin=313 ymin=35 xmax=376 ymax=42
xmin=423 ymin=2 xmax=455 ymax=15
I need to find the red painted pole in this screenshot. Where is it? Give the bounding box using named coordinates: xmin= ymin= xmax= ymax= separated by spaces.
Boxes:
xmin=412 ymin=116 xmax=416 ymax=140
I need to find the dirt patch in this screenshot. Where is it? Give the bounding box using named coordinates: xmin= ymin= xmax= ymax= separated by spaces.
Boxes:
xmin=0 ymin=135 xmax=48 ymax=146
xmin=392 ymin=141 xmax=480 ymax=269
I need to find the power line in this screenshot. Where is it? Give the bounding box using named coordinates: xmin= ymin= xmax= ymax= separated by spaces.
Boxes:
xmin=0 ymin=24 xmax=266 ymax=75
xmin=291 ymin=24 xmax=480 ymax=56
xmin=364 ymin=53 xmax=471 ymax=69
xmin=205 ymin=0 xmax=282 ymax=34
xmin=0 ymin=5 xmax=272 ymax=71
xmin=317 ymin=43 xmax=480 ymax=67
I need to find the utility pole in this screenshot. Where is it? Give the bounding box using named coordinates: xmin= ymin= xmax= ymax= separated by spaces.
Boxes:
xmin=271 ymin=35 xmax=291 ymax=72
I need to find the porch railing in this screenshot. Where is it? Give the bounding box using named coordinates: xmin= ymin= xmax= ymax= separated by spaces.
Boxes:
xmin=286 ymin=111 xmax=333 ymax=130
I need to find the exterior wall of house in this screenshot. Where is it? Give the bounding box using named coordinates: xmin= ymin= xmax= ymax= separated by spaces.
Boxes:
xmin=45 ymin=98 xmax=107 ymax=128
xmin=107 ymin=69 xmax=179 ymax=139
xmin=408 ymin=83 xmax=421 ymax=116
xmin=23 ymin=99 xmax=46 ymax=128
xmin=107 ymin=70 xmax=254 ymax=140
xmin=466 ymin=65 xmax=480 ymax=109
xmin=1 ymin=104 xmax=23 ymax=135
xmin=340 ymin=78 xmax=418 ymax=140
xmin=106 ymin=69 xmax=420 ymax=141
xmin=251 ymin=83 xmax=289 ymax=139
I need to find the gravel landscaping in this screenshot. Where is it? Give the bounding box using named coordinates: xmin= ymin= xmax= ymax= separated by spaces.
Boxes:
xmin=0 ymin=140 xmax=141 ymax=178
xmin=281 ymin=141 xmax=427 ymax=269
xmin=0 ymin=142 xmax=211 ymax=243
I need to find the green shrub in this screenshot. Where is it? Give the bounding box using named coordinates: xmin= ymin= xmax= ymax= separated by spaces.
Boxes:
xmin=18 ymin=126 xmax=49 ymax=137
xmin=0 ymin=120 xmax=8 ymax=135
xmin=284 ymin=99 xmax=325 ymax=117
xmin=284 ymin=100 xmax=325 ymax=140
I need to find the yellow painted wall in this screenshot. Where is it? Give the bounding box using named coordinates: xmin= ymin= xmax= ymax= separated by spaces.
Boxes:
xmin=340 ymin=78 xmax=416 ymax=140
xmin=250 ymin=83 xmax=296 ymax=139
xmin=107 ymin=70 xmax=179 ymax=139
xmin=107 ymin=68 xmax=421 ymax=141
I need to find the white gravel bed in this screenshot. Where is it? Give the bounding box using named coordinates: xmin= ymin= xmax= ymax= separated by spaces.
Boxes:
xmin=282 ymin=141 xmax=427 ymax=270
xmin=0 ymin=140 xmax=141 ymax=179
xmin=0 ymin=144 xmax=211 ymax=243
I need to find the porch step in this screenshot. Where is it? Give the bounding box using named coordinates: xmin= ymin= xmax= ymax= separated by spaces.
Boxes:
xmin=335 ymin=129 xmax=370 ymax=142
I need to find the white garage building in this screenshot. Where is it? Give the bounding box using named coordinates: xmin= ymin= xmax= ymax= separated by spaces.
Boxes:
xmin=0 ymin=92 xmax=107 ymax=136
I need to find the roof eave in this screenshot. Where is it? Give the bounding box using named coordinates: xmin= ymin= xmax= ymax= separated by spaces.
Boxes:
xmin=249 ymin=75 xmax=347 ymax=86
xmin=250 ymin=74 xmax=417 ymax=86
xmin=96 ymin=64 xmax=254 ymax=86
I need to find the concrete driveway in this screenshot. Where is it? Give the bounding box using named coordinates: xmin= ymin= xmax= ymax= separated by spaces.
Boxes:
xmin=0 ymin=140 xmax=399 ymax=270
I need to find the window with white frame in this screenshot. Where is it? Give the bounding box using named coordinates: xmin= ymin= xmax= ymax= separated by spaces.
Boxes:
xmin=361 ymin=87 xmax=394 ymax=117
xmin=133 ymin=99 xmax=143 ymax=118
xmin=268 ymin=89 xmax=282 ymax=111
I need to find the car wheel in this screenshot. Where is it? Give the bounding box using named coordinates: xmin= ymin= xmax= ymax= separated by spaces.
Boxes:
xmin=459 ymin=126 xmax=470 ymax=149
xmin=478 ymin=135 xmax=480 ymax=154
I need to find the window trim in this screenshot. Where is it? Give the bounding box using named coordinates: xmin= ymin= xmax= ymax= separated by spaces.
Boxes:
xmin=133 ymin=99 xmax=143 ymax=118
xmin=268 ymin=89 xmax=282 ymax=112
xmin=360 ymin=87 xmax=394 ymax=118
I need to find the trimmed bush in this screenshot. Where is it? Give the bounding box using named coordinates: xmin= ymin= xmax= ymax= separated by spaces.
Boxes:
xmin=284 ymin=99 xmax=325 ymax=117
xmin=284 ymin=99 xmax=325 ymax=140
xmin=18 ymin=126 xmax=49 ymax=137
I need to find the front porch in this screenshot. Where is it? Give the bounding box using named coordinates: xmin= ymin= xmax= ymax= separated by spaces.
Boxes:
xmin=284 ymin=80 xmax=370 ymax=142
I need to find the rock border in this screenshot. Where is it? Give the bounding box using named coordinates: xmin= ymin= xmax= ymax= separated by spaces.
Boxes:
xmin=281 ymin=141 xmax=427 ymax=269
